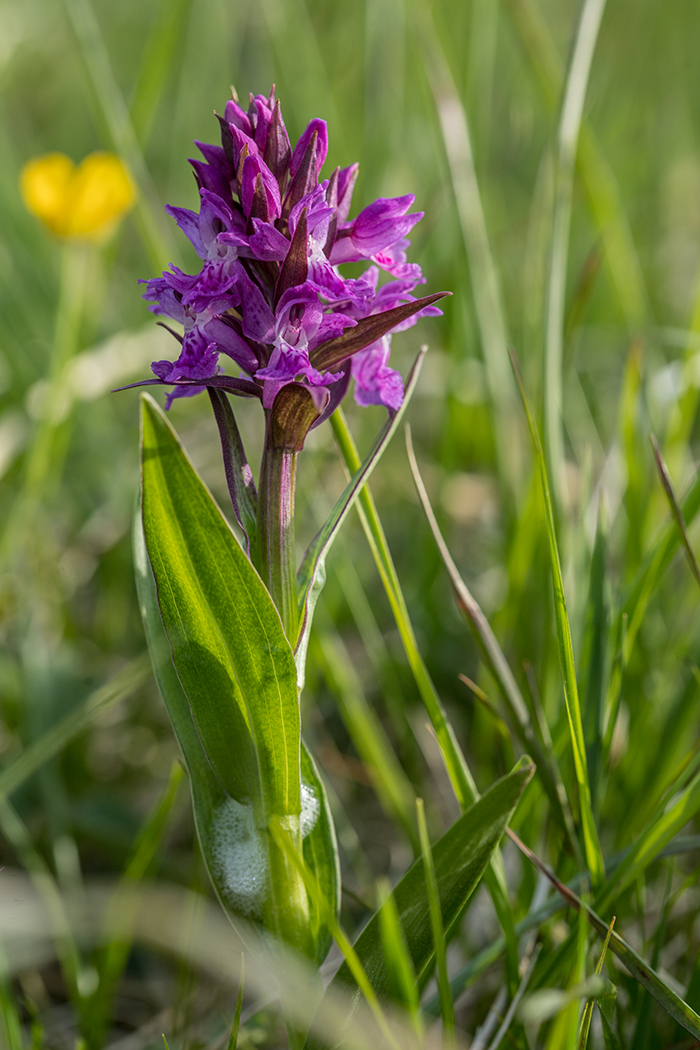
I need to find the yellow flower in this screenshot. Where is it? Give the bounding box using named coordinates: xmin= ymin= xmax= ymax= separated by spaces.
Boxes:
xmin=20 ymin=151 xmax=137 ymax=242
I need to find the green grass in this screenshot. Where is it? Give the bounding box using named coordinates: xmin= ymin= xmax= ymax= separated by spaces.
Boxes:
xmin=3 ymin=0 xmax=700 ymax=1045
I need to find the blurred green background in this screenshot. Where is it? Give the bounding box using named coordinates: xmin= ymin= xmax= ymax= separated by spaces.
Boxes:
xmin=3 ymin=0 xmax=700 ymax=1045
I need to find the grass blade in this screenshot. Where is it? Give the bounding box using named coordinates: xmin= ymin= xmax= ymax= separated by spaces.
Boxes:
xmin=484 ymin=943 xmax=542 ymax=1050
xmin=0 ymin=655 xmax=151 ymax=805
xmin=543 ymin=0 xmax=609 ymax=508
xmin=650 ymin=433 xmax=700 ymax=590
xmin=329 ymin=406 xmax=477 ymax=811
xmin=269 ymin=819 xmax=401 ymax=1050
xmin=228 ymin=955 xmax=245 ymax=1050
xmin=511 ymin=348 xmax=605 ymax=887
xmin=304 ymin=760 xmax=534 ymax=1050
xmin=129 ymin=0 xmax=193 ymax=145
xmin=503 ymin=0 xmax=648 ymax=330
xmin=509 ymin=830 xmax=700 ymax=1039
xmin=330 ymin=405 xmax=523 ymax=989
xmin=416 ymin=797 xmax=455 ymax=1044
xmin=61 ymin=0 xmax=179 ymax=271
xmin=581 ymin=501 xmax=609 ymax=809
xmin=576 ymin=917 xmax=615 ymax=1050
xmin=376 ymin=879 xmax=423 ymax=1038
xmin=315 ymin=633 xmax=419 ymax=853
xmin=413 ymin=5 xmax=519 ymax=500
xmin=296 ymin=349 xmax=426 ymax=686
xmin=596 ymin=764 xmax=700 ymax=914
xmin=85 ymin=761 xmax=185 ymax=1047
xmin=405 ymin=424 xmax=578 ymax=854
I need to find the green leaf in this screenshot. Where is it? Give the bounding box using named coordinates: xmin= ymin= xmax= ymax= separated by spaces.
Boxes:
xmin=138 ymin=394 xmax=341 ymax=961
xmin=596 ymin=764 xmax=700 ymax=914
xmin=416 ymin=798 xmax=455 ymax=1039
xmin=302 ymin=758 xmax=534 ymax=1049
xmin=581 ymin=501 xmax=609 ymax=808
xmin=140 ymin=391 xmax=299 ymax=818
xmin=295 ymin=348 xmax=426 ymax=686
xmin=135 ymin=506 xmax=338 ymax=965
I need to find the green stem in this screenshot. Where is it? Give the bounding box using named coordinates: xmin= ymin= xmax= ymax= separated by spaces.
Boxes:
xmin=258 ymin=434 xmax=298 ymax=642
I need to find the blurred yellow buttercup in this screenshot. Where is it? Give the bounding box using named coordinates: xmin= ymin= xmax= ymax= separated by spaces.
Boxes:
xmin=20 ymin=151 xmax=137 ymax=241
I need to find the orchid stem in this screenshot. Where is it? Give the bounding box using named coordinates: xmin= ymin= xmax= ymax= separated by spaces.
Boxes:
xmin=258 ymin=436 xmax=299 ymax=642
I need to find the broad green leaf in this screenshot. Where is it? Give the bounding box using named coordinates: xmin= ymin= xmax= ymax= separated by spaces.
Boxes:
xmin=302 ymin=758 xmax=534 ymax=1049
xmin=134 ymin=509 xmax=338 ymax=965
xmin=139 ymin=394 xmax=339 ymax=961
xmin=295 ymin=349 xmax=426 ymax=687
xmin=140 ymin=392 xmax=299 ymax=820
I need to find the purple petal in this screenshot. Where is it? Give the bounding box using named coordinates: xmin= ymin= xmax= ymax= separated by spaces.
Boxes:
xmin=165 ymin=205 xmax=206 ymax=258
xmin=245 ymin=219 xmax=290 ymax=261
xmin=203 ymin=315 xmax=258 ymax=372
xmin=314 ymin=312 xmax=356 ymax=345
xmin=141 ymin=278 xmax=186 ymax=323
xmin=237 ymin=270 xmax=275 ymax=342
xmin=351 ymin=336 xmax=404 ymax=411
xmin=250 ymin=94 xmax=275 ymax=152
xmin=330 ymin=196 xmax=424 ymax=262
xmin=336 ymin=163 xmax=359 ymax=225
xmin=154 ymin=327 xmax=219 ymax=383
xmin=164 ymin=384 xmax=207 ymax=410
xmin=179 ymin=259 xmax=240 ymax=307
xmin=224 ymin=98 xmax=252 ymax=136
xmin=240 ymin=154 xmax=281 ymax=220
xmin=189 ymin=158 xmax=231 ymax=201
xmin=290 ymin=118 xmax=328 ymax=178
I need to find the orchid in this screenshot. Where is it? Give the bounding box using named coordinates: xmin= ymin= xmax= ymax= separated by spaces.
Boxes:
xmin=138 ymin=86 xmax=446 ymax=419
xmin=134 ymin=88 xmax=450 ymax=990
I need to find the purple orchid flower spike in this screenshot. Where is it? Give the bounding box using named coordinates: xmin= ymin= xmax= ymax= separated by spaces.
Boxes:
xmin=130 ymin=85 xmax=449 ymax=630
